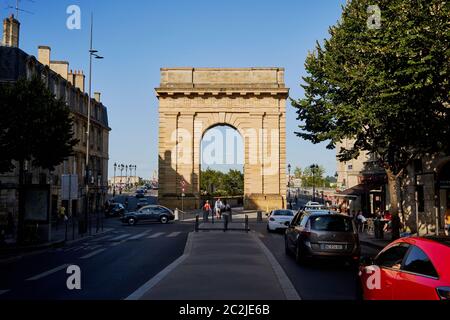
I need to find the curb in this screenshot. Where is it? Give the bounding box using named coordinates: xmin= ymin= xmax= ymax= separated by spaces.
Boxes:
xmin=252 ymin=232 xmax=302 ymax=300
xmin=125 ymin=231 xmax=194 ymax=300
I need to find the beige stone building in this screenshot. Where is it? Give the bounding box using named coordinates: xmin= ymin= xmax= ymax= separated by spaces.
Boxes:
xmin=156 ymin=68 xmax=288 ymax=211
xmin=0 ymin=15 xmax=110 ymax=240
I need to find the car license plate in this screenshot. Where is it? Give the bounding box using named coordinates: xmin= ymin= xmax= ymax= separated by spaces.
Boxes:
xmin=323 ymin=244 xmax=343 ymax=250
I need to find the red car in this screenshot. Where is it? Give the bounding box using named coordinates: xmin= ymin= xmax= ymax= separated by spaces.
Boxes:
xmin=359 ymin=236 xmax=450 ymax=300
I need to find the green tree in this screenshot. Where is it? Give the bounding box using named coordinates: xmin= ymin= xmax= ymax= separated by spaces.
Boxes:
xmin=294 ymin=166 xmax=303 ymax=179
xmin=302 ymin=165 xmax=326 ymax=188
xmin=0 ymin=77 xmax=79 ymax=243
xmin=292 ymin=0 xmax=450 ymax=239
xmin=200 ymin=168 xmax=244 ymax=197
xmin=223 ymin=169 xmax=244 ymax=196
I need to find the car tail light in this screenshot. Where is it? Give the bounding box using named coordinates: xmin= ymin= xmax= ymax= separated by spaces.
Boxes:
xmin=269 ymin=217 xmax=275 ymax=221
xmin=436 ymin=287 xmax=450 ymax=300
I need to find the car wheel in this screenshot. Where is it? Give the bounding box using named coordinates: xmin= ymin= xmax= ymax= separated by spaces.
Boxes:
xmin=160 ymin=216 xmax=169 ymax=224
xmin=128 ymin=218 xmax=136 ymax=226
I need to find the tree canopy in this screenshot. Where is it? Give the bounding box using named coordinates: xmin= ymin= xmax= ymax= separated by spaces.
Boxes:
xmin=201 ymin=168 xmax=244 ymax=197
xmin=292 ymin=0 xmax=449 ymax=237
xmin=0 ymin=76 xmax=79 ymax=173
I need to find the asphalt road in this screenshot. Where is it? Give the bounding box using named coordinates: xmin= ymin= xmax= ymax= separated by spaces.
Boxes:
xmin=251 ymin=222 xmax=380 ymax=300
xmin=0 ymin=219 xmax=193 ymax=300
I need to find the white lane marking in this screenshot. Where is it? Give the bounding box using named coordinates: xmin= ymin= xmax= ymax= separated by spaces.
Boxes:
xmin=110 ymin=234 xmax=131 ymax=241
xmin=125 ymin=232 xmax=194 ymax=300
xmin=166 ymin=232 xmax=181 ymax=238
xmin=0 ymin=290 xmax=10 ymax=296
xmin=128 ymin=231 xmax=152 ymax=240
xmin=258 ymin=232 xmax=265 ymax=238
xmin=80 ymin=248 xmax=106 ymax=259
xmin=110 ymin=240 xmax=127 ymax=247
xmin=87 ymin=245 xmax=102 ymax=251
xmin=147 ymin=232 xmax=165 ymax=239
xmin=27 ymin=264 xmax=71 ymax=281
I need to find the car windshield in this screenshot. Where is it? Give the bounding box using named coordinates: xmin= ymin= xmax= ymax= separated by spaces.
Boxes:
xmin=310 ymin=215 xmax=353 ymax=232
xmin=273 ymin=210 xmax=294 ymax=216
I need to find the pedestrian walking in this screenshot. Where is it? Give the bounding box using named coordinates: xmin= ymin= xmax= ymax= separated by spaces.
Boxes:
xmin=203 ymin=200 xmax=212 ymax=221
xmin=124 ymin=197 xmax=129 ymax=210
xmin=214 ymin=198 xmax=223 ymax=220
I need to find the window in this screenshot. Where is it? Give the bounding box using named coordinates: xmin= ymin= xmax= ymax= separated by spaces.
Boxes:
xmin=310 ymin=215 xmax=353 ymax=232
xmin=273 ymin=210 xmax=294 ymax=216
xmin=300 ymin=215 xmax=310 ymax=227
xmin=375 ymin=244 xmax=410 ymax=269
xmin=416 ymin=185 xmax=425 ymax=212
xmin=348 ymin=165 xmax=353 ymax=170
xmin=402 ymin=246 xmax=438 ymax=278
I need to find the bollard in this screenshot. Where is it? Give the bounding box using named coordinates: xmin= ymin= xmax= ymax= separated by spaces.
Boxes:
xmin=229 ymin=209 xmax=233 ymax=222
xmin=195 ymin=215 xmax=199 ymax=232
xmin=245 ymin=215 xmax=249 ymax=233
xmin=257 ymin=211 xmax=262 ymax=222
xmin=174 ymin=208 xmax=179 ymax=221
xmin=224 ymin=214 xmax=228 ymax=232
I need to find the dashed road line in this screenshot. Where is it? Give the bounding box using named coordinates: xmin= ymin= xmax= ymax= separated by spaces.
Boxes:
xmin=110 ymin=234 xmax=131 ymax=241
xmin=27 ymin=264 xmax=71 ymax=281
xmin=166 ymin=232 xmax=181 ymax=238
xmin=147 ymin=232 xmax=165 ymax=239
xmin=128 ymin=231 xmax=152 ymax=240
xmin=80 ymin=248 xmax=106 ymax=260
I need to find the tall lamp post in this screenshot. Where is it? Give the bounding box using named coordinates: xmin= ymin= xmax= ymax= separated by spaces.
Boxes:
xmin=113 ymin=162 xmax=117 ymax=198
xmin=288 ymin=164 xmax=291 ymax=209
xmin=119 ymin=164 xmax=124 ymax=194
xmin=310 ymin=164 xmax=319 ymax=202
xmin=84 ymin=13 xmax=104 ymax=234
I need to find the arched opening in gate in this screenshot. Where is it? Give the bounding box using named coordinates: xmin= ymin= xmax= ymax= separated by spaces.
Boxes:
xmin=200 ymin=124 xmax=244 ymax=209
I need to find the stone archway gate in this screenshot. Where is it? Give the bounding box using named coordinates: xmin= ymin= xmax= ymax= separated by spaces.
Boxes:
xmin=156 ymin=68 xmax=289 ymax=211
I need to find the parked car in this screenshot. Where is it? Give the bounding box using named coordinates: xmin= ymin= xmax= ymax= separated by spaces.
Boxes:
xmin=285 ymin=211 xmax=360 ymax=266
xmin=105 ymin=203 xmax=125 ymax=217
xmin=135 ymin=189 xmax=145 ymax=198
xmin=136 ymin=198 xmax=151 ymax=210
xmin=267 ymin=209 xmax=295 ymax=232
xmin=359 ymin=236 xmax=450 ymax=300
xmin=121 ymin=205 xmax=175 ymax=226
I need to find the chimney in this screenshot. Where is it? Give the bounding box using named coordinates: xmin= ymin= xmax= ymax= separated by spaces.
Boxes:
xmin=72 ymin=70 xmax=85 ymax=93
xmin=49 ymin=61 xmax=69 ymax=80
xmin=38 ymin=46 xmax=51 ymax=66
xmin=94 ymin=92 xmax=101 ymax=102
xmin=2 ymin=14 xmax=20 ymax=47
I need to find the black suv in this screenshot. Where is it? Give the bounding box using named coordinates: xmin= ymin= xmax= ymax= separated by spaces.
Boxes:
xmin=121 ymin=205 xmax=175 ymax=225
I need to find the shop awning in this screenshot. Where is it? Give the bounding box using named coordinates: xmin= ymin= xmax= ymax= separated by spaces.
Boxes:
xmin=339 ymin=184 xmax=367 ymax=196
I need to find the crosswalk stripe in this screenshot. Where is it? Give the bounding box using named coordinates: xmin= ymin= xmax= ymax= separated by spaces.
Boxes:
xmin=80 ymin=248 xmax=106 ymax=259
xmin=110 ymin=234 xmax=131 ymax=241
xmin=166 ymin=232 xmax=181 ymax=238
xmin=0 ymin=290 xmax=10 ymax=296
xmin=147 ymin=232 xmax=165 ymax=239
xmin=88 ymin=245 xmax=102 ymax=251
xmin=128 ymin=231 xmax=152 ymax=240
xmin=92 ymin=235 xmax=114 ymax=242
xmin=27 ymin=264 xmax=70 ymax=281
xmin=258 ymin=232 xmax=265 ymax=238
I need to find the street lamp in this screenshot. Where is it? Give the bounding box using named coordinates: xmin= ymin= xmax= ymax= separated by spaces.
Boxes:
xmin=288 ymin=164 xmax=291 ymax=209
xmin=310 ymin=164 xmax=319 ymax=202
xmin=84 ymin=13 xmax=104 ymax=235
xmin=119 ymin=164 xmax=124 ymax=194
xmin=113 ymin=162 xmax=117 ymax=198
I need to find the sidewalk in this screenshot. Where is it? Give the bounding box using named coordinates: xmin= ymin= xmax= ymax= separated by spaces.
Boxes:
xmin=127 ymin=231 xmax=300 ymax=300
xmin=359 ymin=232 xmax=392 ymax=250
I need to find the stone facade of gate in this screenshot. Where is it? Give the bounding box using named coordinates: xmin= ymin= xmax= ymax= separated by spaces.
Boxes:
xmin=156 ymin=68 xmax=289 ymax=211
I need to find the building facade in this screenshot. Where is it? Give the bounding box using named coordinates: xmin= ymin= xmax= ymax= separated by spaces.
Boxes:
xmin=0 ymin=15 xmax=110 ymax=241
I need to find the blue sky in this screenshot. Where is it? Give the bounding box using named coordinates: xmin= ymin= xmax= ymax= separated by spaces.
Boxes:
xmin=6 ymin=0 xmax=346 ymax=179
